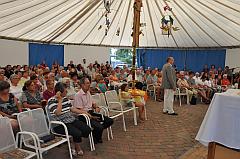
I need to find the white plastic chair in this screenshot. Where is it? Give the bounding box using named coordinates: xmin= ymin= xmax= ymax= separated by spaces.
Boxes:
xmin=17 ymin=108 xmax=73 ymax=159
xmin=0 ymin=117 xmax=38 ymax=159
xmin=100 ymin=92 xmax=126 ymax=132
xmin=45 ymin=104 xmax=96 ymax=151
xmin=92 ymin=94 xmax=113 ymax=140
xmin=105 ymin=90 xmax=138 ymax=131
xmin=146 ymin=84 xmax=156 ymax=101
xmin=174 ymin=88 xmax=190 ymax=106
xmin=119 ymin=89 xmax=148 ymax=121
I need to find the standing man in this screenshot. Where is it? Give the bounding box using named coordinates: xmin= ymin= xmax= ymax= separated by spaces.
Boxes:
xmin=161 ymin=57 xmax=178 ymax=115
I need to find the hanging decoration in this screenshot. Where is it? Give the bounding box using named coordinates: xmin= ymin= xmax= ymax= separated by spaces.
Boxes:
xmin=161 ymin=5 xmax=180 ymax=37
xmin=98 ymin=0 xmax=113 ymax=36
xmin=104 ymin=0 xmax=111 ymax=13
xmin=116 ymin=27 xmax=120 ymax=36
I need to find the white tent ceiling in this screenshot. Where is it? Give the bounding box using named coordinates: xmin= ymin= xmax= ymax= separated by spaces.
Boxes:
xmin=0 ymin=0 xmax=239 ymax=48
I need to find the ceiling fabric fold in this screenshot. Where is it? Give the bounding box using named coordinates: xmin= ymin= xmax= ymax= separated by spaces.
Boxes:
xmin=0 ymin=0 xmax=239 ymax=48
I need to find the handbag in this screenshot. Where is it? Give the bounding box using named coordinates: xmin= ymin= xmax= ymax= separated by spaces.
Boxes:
xmin=190 ymin=96 xmax=197 ymax=105
xmin=39 ymin=134 xmax=55 ymax=143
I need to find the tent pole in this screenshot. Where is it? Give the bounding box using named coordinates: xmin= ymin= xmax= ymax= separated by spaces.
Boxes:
xmin=132 ymin=0 xmax=142 ymax=88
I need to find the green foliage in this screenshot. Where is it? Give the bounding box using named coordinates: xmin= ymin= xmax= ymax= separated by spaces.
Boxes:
xmin=115 ymin=49 xmax=133 ymax=65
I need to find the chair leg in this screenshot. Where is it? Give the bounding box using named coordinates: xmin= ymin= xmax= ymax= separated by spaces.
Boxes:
xmin=122 ymin=114 xmax=127 ymax=132
xmin=179 ymin=94 xmax=182 ymax=106
xmin=154 ymin=89 xmax=156 ymax=101
xmin=144 ymin=105 xmax=147 ymax=120
xmin=109 ymin=126 xmax=113 ymax=139
xmin=39 ymin=151 xmax=43 ymax=159
xmin=133 ymin=108 xmax=138 ymax=126
xmin=67 ymin=137 xmax=73 ymax=159
xmin=106 ymin=128 xmax=110 ymax=141
xmin=187 ymin=94 xmax=190 ymax=105
xmin=91 ymin=133 xmax=95 ymax=151
xmin=89 ymin=132 xmax=95 ymax=151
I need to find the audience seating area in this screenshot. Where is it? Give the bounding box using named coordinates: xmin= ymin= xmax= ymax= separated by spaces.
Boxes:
xmin=0 ymin=61 xmax=239 ymax=158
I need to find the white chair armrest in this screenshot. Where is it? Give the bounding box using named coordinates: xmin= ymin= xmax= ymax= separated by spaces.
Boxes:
xmin=16 ymin=131 xmax=41 ymax=149
xmin=77 ymin=114 xmax=92 ymax=128
xmin=16 ymin=131 xmax=38 ymax=147
xmin=49 ymin=121 xmax=69 ymax=138
xmin=108 ymin=102 xmax=124 ymax=111
xmin=98 ymin=106 xmax=109 ymax=116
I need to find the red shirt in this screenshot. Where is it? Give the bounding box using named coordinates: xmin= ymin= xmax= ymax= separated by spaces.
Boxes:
xmin=43 ymin=90 xmax=55 ymax=101
xmin=221 ymin=79 xmax=230 ymax=86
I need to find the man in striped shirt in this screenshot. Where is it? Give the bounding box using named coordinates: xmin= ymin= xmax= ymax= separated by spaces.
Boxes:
xmin=47 ymin=82 xmax=91 ymax=156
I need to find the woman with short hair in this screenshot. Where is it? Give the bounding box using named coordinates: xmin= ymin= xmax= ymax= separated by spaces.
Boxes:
xmin=0 ymin=81 xmax=22 ymax=131
xmin=9 ymin=74 xmax=22 ymax=99
xmin=21 ymin=80 xmax=44 ymax=109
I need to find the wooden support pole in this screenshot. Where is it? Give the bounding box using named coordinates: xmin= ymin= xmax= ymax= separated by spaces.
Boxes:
xmin=132 ymin=0 xmax=142 ymax=86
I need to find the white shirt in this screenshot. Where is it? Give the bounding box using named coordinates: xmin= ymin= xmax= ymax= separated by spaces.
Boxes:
xmin=10 ymin=85 xmax=22 ymax=99
xmin=127 ymin=74 xmax=144 ymax=83
xmin=193 ymin=76 xmax=202 ymax=85
xmin=86 ymin=68 xmax=95 ymax=78
xmin=199 ymin=80 xmax=212 ymax=87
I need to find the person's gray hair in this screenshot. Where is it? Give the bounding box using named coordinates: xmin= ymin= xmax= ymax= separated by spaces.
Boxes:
xmin=62 ymin=77 xmax=70 ymax=84
xmin=10 ymin=74 xmax=18 ymax=80
xmin=167 ymin=57 xmax=174 ymax=62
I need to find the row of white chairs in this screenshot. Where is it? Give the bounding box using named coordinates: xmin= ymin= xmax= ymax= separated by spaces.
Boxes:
xmin=146 ymin=84 xmax=190 ymax=106
xmin=0 ymin=90 xmax=147 ymax=159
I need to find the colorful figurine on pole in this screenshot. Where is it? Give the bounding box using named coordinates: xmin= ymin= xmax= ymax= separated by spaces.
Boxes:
xmin=161 ymin=5 xmax=180 ymax=37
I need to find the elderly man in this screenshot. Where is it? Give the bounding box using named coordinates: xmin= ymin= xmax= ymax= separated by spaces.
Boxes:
xmin=162 ymin=57 xmax=177 ymax=115
xmin=62 ymin=77 xmax=76 ymax=100
xmin=73 ymin=77 xmax=113 ymax=143
xmin=177 ymin=71 xmax=197 ymax=102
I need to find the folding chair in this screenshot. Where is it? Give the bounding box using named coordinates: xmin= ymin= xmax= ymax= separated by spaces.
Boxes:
xmin=119 ymin=89 xmax=147 ymax=120
xmin=174 ymin=88 xmax=190 ymax=106
xmin=146 ymin=84 xmax=157 ymax=100
xmin=105 ymin=90 xmax=138 ymax=131
xmin=45 ymin=105 xmax=95 ymax=151
xmin=0 ymin=117 xmax=38 ymax=159
xmin=17 ymin=108 xmax=73 ymax=159
xmin=92 ymin=94 xmax=113 ymax=140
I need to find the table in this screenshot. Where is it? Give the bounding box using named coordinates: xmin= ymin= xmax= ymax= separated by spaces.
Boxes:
xmin=196 ymin=91 xmax=240 ymax=150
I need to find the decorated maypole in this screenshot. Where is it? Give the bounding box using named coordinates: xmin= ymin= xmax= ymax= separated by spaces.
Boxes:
xmin=132 ymin=0 xmax=142 ymax=87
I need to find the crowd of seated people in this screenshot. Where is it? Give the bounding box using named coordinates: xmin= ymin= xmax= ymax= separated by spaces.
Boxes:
xmin=176 ymin=65 xmax=239 ymax=104
xmin=0 ymin=60 xmax=239 ymax=155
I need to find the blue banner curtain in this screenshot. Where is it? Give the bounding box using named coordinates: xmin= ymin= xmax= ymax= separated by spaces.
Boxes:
xmin=137 ymin=49 xmax=226 ymax=72
xmin=29 ymin=43 xmax=64 ymax=67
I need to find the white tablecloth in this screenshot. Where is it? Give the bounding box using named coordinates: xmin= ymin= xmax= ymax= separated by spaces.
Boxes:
xmin=196 ymin=92 xmax=240 ymax=149
xmin=224 ymin=89 xmax=240 ymax=96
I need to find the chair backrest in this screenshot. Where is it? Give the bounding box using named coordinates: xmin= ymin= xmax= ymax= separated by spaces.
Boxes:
xmin=17 ymin=108 xmax=49 ymax=139
xmin=92 ymin=93 xmax=108 ymax=107
xmin=105 ymin=90 xmax=119 ymax=104
xmin=92 ymin=94 xmax=101 ymax=106
xmin=99 ymin=93 xmax=108 ymax=107
xmin=0 ymin=117 xmax=16 ymax=152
